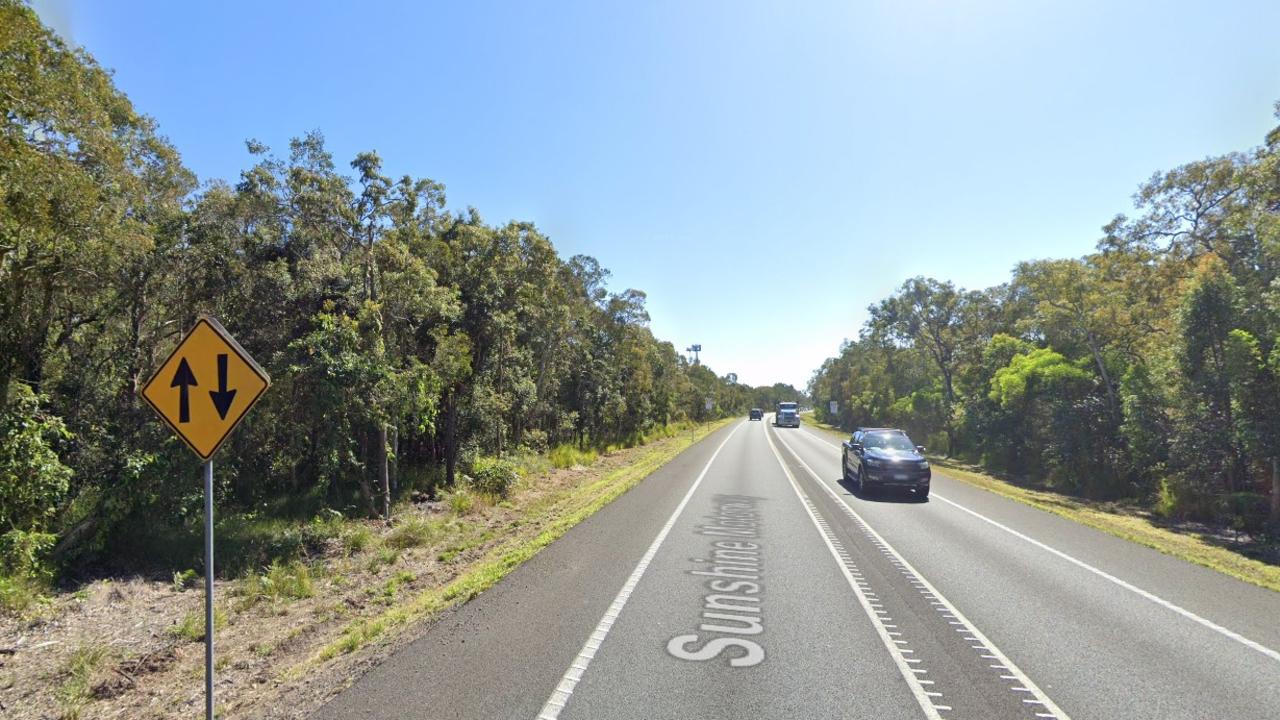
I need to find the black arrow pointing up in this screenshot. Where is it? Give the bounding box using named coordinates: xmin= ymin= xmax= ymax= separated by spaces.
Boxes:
xmin=170 ymin=358 xmax=198 ymax=423
xmin=209 ymin=353 xmax=237 ymax=420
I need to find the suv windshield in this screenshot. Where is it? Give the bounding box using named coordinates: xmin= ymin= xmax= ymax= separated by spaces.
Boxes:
xmin=862 ymin=432 xmax=916 ymax=452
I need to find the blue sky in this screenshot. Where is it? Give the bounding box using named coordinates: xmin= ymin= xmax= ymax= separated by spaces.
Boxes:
xmin=33 ymin=0 xmax=1280 ymax=389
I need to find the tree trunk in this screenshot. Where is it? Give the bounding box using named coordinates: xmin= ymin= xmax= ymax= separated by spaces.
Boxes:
xmin=1086 ymin=334 xmax=1120 ymax=422
xmin=1270 ymin=458 xmax=1279 ymax=526
xmin=357 ymin=431 xmax=376 ymax=518
xmin=380 ymin=424 xmax=391 ymax=521
xmin=443 ymin=393 xmax=459 ymax=487
xmin=391 ymin=426 xmax=399 ymax=492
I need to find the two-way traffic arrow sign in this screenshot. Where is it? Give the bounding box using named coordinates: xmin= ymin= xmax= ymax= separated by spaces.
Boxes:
xmin=141 ymin=316 xmax=270 ymax=460
xmin=139 ymin=315 xmax=270 ymax=720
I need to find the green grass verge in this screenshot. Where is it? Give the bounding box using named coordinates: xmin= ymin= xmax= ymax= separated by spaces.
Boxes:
xmin=801 ymin=413 xmax=1280 ymax=593
xmin=299 ymin=417 xmax=736 ymax=670
xmin=799 ymin=413 xmax=844 ymax=435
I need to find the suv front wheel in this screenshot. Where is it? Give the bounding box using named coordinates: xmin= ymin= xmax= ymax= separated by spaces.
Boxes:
xmin=844 ymin=460 xmax=863 ymax=492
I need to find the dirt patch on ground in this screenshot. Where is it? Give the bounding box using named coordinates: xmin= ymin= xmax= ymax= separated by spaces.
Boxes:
xmin=0 ymin=428 xmax=716 ymax=720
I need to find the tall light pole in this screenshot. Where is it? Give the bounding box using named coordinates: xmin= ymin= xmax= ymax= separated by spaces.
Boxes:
xmin=686 ymin=344 xmax=701 ymax=365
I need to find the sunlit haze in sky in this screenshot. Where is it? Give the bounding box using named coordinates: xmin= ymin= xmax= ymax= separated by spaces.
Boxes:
xmin=34 ymin=0 xmax=1280 ymax=389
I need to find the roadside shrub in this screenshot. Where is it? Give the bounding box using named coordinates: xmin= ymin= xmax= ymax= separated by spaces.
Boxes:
xmin=509 ymin=449 xmax=551 ymax=481
xmin=342 ymin=524 xmax=375 ymax=554
xmin=468 ymin=457 xmax=519 ymax=498
xmin=169 ymin=606 xmax=227 ymax=642
xmin=0 ymin=573 xmax=45 ymax=615
xmin=0 ymin=529 xmax=56 ymax=581
xmin=369 ymin=547 xmax=399 ymax=570
xmin=1154 ymin=475 xmax=1214 ymax=520
xmin=235 ymin=560 xmax=314 ymax=610
xmin=172 ymin=569 xmax=198 ymax=591
xmin=308 ymin=513 xmax=346 ymax=543
xmin=0 ymin=386 xmax=73 ymax=536
xmin=445 ymin=488 xmax=476 ymax=516
xmin=548 ymin=444 xmax=597 ymax=469
xmin=386 ymin=516 xmax=433 ymax=549
xmin=0 ymin=529 xmax=55 ymax=614
xmin=399 ymin=464 xmax=444 ymax=496
xmin=521 ymin=428 xmax=549 ymax=453
xmin=640 ymin=422 xmax=686 ymax=443
xmin=1220 ymin=492 xmax=1269 ymax=537
xmin=212 ymin=513 xmax=345 ymax=575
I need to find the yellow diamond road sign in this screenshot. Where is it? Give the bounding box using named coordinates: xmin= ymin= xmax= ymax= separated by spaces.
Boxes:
xmin=141 ymin=316 xmax=270 ymax=460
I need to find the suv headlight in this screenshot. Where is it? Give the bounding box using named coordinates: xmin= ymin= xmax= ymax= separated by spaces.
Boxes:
xmin=919 ymin=460 xmax=929 ymax=469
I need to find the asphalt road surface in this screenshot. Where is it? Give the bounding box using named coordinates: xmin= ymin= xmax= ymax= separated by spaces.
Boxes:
xmin=315 ymin=417 xmax=1280 ymax=720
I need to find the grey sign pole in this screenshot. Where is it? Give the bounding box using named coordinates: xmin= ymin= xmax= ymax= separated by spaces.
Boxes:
xmin=204 ymin=459 xmax=215 ymax=719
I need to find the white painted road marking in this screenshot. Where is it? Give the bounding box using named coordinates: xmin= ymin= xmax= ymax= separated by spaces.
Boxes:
xmin=774 ymin=426 xmax=1072 ymax=720
xmin=536 ymin=422 xmax=744 ymax=720
xmin=932 ymin=492 xmax=1280 ymax=665
xmin=792 ymin=424 xmax=1280 ymax=665
xmin=763 ymin=421 xmax=945 ymax=720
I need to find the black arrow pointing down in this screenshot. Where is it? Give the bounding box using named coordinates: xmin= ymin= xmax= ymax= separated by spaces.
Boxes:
xmin=210 ymin=354 xmax=237 ymax=420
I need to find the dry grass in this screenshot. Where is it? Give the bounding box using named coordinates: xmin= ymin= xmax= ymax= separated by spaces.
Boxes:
xmin=0 ymin=418 xmax=733 ymax=720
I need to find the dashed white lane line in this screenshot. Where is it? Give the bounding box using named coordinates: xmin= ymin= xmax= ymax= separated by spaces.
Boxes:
xmin=536 ymin=422 xmax=745 ymax=720
xmin=763 ymin=420 xmax=944 ymax=720
xmin=773 ymin=427 xmax=1071 ymax=720
xmin=790 ymin=424 xmax=1280 ymax=666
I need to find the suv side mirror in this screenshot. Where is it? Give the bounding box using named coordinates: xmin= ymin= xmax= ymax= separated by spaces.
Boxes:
xmin=916 ymin=445 xmax=926 ymax=453
xmin=850 ymin=442 xmax=863 ymax=453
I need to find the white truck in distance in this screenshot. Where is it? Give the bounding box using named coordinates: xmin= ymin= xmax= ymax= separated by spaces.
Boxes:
xmin=775 ymin=401 xmax=800 ymax=428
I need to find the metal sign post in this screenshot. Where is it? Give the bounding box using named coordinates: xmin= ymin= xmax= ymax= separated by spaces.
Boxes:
xmin=140 ymin=315 xmax=269 ymax=720
xmin=203 ymin=459 xmax=214 ymax=720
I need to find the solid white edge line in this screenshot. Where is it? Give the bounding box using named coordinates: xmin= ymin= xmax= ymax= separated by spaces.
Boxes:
xmin=762 ymin=419 xmax=942 ymax=720
xmin=793 ymin=423 xmax=1280 ymax=665
xmin=772 ymin=426 xmax=1072 ymax=720
xmin=535 ymin=421 xmax=745 ymax=720
xmin=929 ymin=494 xmax=1280 ymax=664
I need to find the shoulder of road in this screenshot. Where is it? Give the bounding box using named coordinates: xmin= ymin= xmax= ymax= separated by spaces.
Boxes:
xmin=0 ymin=418 xmax=735 ymax=720
xmin=801 ymin=414 xmax=1280 ymax=594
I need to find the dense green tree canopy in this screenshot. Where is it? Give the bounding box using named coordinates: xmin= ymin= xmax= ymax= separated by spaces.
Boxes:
xmin=0 ymin=3 xmax=768 ymax=580
xmin=811 ymin=104 xmax=1280 ymax=528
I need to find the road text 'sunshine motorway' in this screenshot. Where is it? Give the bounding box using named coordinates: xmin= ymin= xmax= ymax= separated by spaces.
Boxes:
xmin=667 ymin=494 xmax=767 ymax=667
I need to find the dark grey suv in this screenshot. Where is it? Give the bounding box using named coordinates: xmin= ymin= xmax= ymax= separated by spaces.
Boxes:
xmin=841 ymin=428 xmax=930 ymax=499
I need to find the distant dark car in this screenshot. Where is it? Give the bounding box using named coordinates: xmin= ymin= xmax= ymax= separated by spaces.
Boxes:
xmin=842 ymin=428 xmax=930 ymax=499
xmin=749 ymin=408 xmax=763 ymax=420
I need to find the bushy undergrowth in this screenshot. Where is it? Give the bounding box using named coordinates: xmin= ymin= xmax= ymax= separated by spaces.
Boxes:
xmin=548 ymin=444 xmax=598 ymax=469
xmin=238 ymin=560 xmax=315 ymax=607
xmin=386 ymin=516 xmax=435 ymax=549
xmin=342 ymin=524 xmax=375 ymax=554
xmin=468 ymin=457 xmax=520 ymax=498
xmin=0 ymin=529 xmax=56 ymax=615
xmin=0 ymin=573 xmax=46 ymax=615
xmin=445 ymin=488 xmax=477 ymax=515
